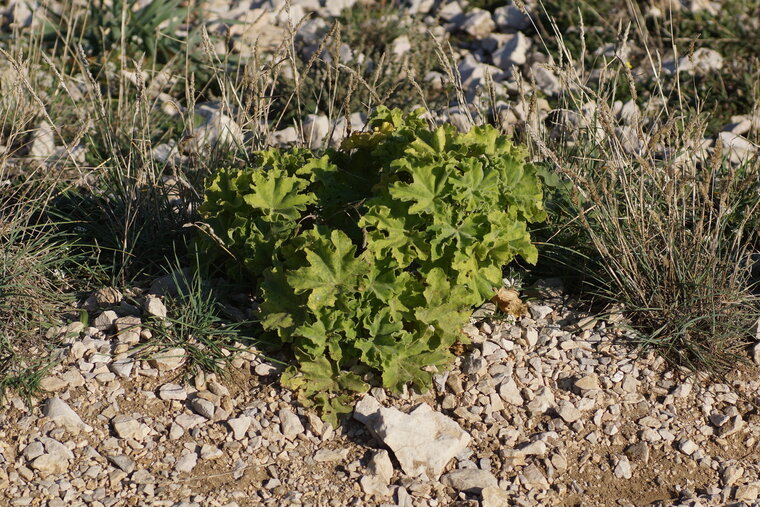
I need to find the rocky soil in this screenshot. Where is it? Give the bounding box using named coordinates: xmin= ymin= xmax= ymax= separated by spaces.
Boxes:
xmin=1 ymin=277 xmax=759 ymax=506
xmin=2 ymin=0 xmax=760 ymax=506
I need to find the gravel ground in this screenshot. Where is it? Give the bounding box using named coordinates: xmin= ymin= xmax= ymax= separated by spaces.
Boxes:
xmin=1 ymin=278 xmax=758 ymax=506
xmin=2 ymin=0 xmax=759 ymax=506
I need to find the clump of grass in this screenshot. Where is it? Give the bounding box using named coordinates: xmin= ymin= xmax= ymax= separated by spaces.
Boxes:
xmin=0 ymin=192 xmax=77 ymax=403
xmin=0 ymin=200 xmax=72 ymax=338
xmin=0 ymin=334 xmax=54 ymax=407
xmin=138 ymin=261 xmax=254 ymax=377
xmin=532 ymin=26 xmax=760 ymax=372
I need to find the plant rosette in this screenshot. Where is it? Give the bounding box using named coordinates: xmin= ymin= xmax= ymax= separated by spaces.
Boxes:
xmin=198 ymin=107 xmax=547 ymax=424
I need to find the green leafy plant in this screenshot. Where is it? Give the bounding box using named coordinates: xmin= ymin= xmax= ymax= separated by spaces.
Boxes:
xmin=198 ymin=107 xmax=546 ymax=424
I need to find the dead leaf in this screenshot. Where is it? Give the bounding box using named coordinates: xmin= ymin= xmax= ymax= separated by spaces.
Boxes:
xmin=491 ymin=288 xmax=528 ymax=317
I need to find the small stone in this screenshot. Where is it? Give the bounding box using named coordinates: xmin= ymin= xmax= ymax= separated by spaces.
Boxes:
xmin=671 ymin=382 xmax=692 ymax=398
xmin=207 ymin=381 xmax=230 ymax=398
xmin=130 ymin=469 xmax=155 ymax=484
xmin=614 ymin=455 xmax=632 ymax=479
xmin=93 ymin=287 xmax=122 ymax=307
xmin=354 ymin=398 xmax=470 ymax=480
xmin=574 ymin=374 xmax=600 ymax=392
xmin=30 ymin=454 xmax=68 ymax=475
xmin=752 ymin=342 xmax=760 ymax=365
xmin=624 ymin=442 xmax=649 ymax=463
xmin=158 ymin=383 xmax=187 ymax=401
xmin=43 ymin=397 xmax=93 ymax=434
xmin=39 ymin=376 xmax=68 ymax=392
xmin=113 ymin=316 xmax=141 ymax=344
xmin=528 ymin=304 xmax=553 ymax=320
xmin=279 ymin=408 xmax=305 ymax=439
xmin=551 ymin=452 xmax=568 ymax=472
xmin=313 ymin=448 xmax=349 ymax=463
xmin=200 ymin=444 xmax=223 ymax=461
xmin=175 ymin=452 xmax=197 ymax=473
xmin=458 ymin=8 xmax=495 ymax=38
xmin=112 ymin=416 xmax=149 ymax=441
xmin=302 ymin=114 xmax=330 ymax=149
xmin=446 ymin=374 xmax=464 ymax=395
xmin=143 ymin=296 xmax=167 ymax=318
xmin=720 ymin=132 xmax=757 ymax=164
xmin=516 ymin=440 xmax=547 ymax=458
xmin=191 ymin=398 xmax=216 ymax=419
xmin=169 ymin=423 xmax=184 ymax=440
xmin=39 ymin=437 xmax=74 ymax=461
xmin=227 ymin=416 xmax=252 ymax=440
xmin=499 ymin=378 xmax=523 ymax=406
xmin=482 ymin=486 xmax=511 ymax=507
xmin=93 ymin=310 xmax=118 ymax=332
xmin=521 ymin=463 xmax=549 ymax=490
xmin=721 ymin=465 xmax=743 ymax=486
xmin=676 ymin=47 xmax=723 ymax=75
xmin=492 ymin=31 xmax=532 ymax=70
xmin=442 ymin=468 xmax=498 ymax=493
xmin=493 ymin=5 xmax=530 ymax=31
xmin=526 ymin=386 xmax=555 ymax=415
xmin=736 ymin=483 xmax=760 ymax=502
xmin=679 ymin=439 xmax=699 ymax=456
xmin=461 ymin=355 xmax=486 ymax=375
xmin=60 ymin=368 xmax=85 ymax=388
xmin=149 ymin=347 xmax=185 ymax=372
xmin=719 ymin=415 xmax=744 ymax=437
xmin=107 ymin=455 xmax=135 ymax=474
xmin=556 ymin=400 xmax=582 ymax=423
xmin=109 ymin=359 xmax=134 ymax=378
xmin=360 ymin=475 xmax=390 ymax=498
xmin=367 ymin=449 xmax=394 ymax=483
xmin=22 ymin=441 xmax=45 ymax=461
xmin=264 ymin=478 xmax=282 ymax=490
xmin=254 ymin=362 xmax=278 ymax=376
xmin=174 ymin=414 xmax=206 ymax=430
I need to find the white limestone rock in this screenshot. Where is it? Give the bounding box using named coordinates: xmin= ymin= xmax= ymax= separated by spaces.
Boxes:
xmin=354 ymin=396 xmax=470 ymax=480
xmin=43 ymin=398 xmax=92 ymax=435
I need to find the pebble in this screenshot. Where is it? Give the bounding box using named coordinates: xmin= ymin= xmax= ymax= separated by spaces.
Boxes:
xmin=92 ymin=310 xmax=118 ymax=331
xmin=30 ymin=454 xmax=68 ymax=475
xmin=613 ymin=455 xmax=632 ymax=479
xmin=227 ymin=416 xmax=252 ymax=440
xmin=735 ymin=483 xmax=760 ymax=502
xmin=279 ymin=408 xmax=305 ymax=439
xmin=107 ymin=455 xmax=135 ymax=474
xmin=254 ymin=362 xmax=279 ymax=376
xmin=721 ymin=465 xmax=743 ymax=486
xmin=367 ymin=450 xmax=394 ymax=483
xmin=442 ymin=468 xmax=498 ymax=493
xmin=313 ymin=448 xmax=349 ymax=463
xmin=556 ymin=400 xmax=582 ymax=423
xmin=149 ymin=347 xmax=186 ymax=372
xmin=175 ymin=452 xmax=198 ymax=473
xmin=158 ymin=383 xmax=187 ymax=401
xmin=143 ymin=296 xmax=167 ymax=318
xmin=679 ymin=439 xmax=699 ymax=456
xmin=43 ymin=397 xmax=92 ymax=434
xmin=112 ymin=416 xmax=149 ymax=441
xmin=498 ymin=378 xmax=523 ymax=405
xmin=191 ymin=398 xmax=216 ymax=419
xmin=624 ymin=442 xmax=649 ymax=463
